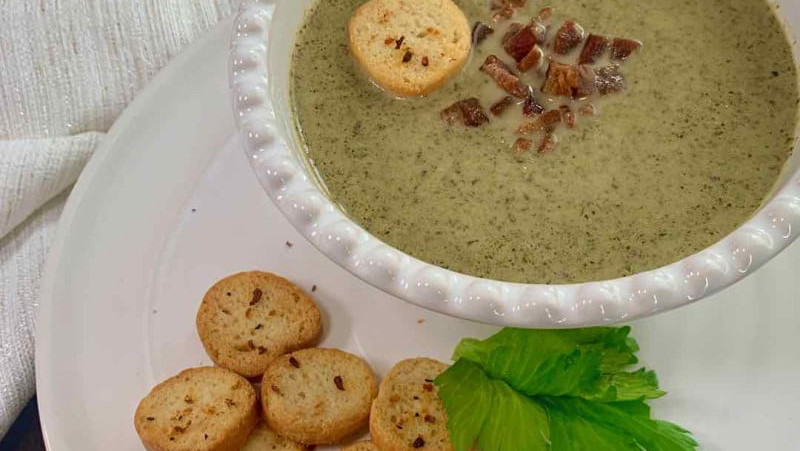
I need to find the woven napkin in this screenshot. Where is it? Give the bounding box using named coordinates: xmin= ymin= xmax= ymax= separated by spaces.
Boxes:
xmin=0 ymin=0 xmax=234 ymax=438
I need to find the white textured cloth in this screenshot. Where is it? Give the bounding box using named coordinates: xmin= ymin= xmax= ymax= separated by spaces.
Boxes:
xmin=0 ymin=0 xmax=234 ymax=438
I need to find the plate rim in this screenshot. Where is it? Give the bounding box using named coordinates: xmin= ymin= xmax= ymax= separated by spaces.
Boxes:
xmin=33 ymin=17 xmax=235 ymax=450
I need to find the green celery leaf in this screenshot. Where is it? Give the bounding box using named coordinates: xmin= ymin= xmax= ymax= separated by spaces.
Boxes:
xmin=478 ymin=379 xmax=550 ymax=451
xmin=542 ymin=397 xmax=699 ymax=451
xmin=452 ymin=328 xmax=644 ymax=399
xmin=436 ymin=360 xmax=550 ymax=451
xmin=439 ymin=328 xmax=697 ymax=451
xmin=548 ymin=403 xmax=642 ymax=451
xmin=435 ymin=359 xmax=494 ymax=451
xmin=583 ymin=368 xmax=666 ymax=402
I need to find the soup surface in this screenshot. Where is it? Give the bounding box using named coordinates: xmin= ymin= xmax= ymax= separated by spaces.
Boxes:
xmin=291 ymin=0 xmax=799 ymax=284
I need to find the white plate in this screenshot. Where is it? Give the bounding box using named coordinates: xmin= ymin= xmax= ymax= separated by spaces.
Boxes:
xmin=35 ymin=17 xmax=800 ymax=451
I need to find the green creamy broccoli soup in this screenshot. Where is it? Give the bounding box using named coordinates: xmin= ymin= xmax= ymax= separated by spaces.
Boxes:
xmin=291 ymin=0 xmax=799 ymax=284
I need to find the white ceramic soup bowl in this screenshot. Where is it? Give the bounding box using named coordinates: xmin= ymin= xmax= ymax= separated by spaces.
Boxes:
xmin=230 ymin=0 xmax=800 ymax=328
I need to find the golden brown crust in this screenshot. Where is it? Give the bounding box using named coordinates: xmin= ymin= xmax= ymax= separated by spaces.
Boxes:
xmin=196 ymin=271 xmax=322 ymax=378
xmin=370 ymin=358 xmax=453 ymax=451
xmin=134 ymin=367 xmax=258 ymax=451
xmin=262 ymin=348 xmax=378 ymax=445
xmin=348 ymin=0 xmax=471 ymax=97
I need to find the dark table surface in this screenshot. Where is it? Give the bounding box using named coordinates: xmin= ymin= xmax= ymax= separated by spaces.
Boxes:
xmin=1 ymin=398 xmax=45 ymax=451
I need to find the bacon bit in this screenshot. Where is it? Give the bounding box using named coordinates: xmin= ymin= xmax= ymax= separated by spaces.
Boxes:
xmin=423 ymin=383 xmax=434 ymax=392
xmin=542 ymin=62 xmax=595 ymax=98
xmin=490 ymin=96 xmax=515 ymax=116
xmin=413 ymin=436 xmax=426 ymax=448
xmin=472 ymin=22 xmax=495 ymax=45
xmin=579 ymin=34 xmax=609 ymax=64
xmin=574 ymin=65 xmax=597 ymax=98
xmin=257 ymin=346 xmax=267 ymax=354
xmin=441 ymin=98 xmax=490 ymax=127
xmin=384 ymin=37 xmax=395 ymax=45
xmin=424 ymin=415 xmax=436 ymax=424
xmin=334 ymin=376 xmax=345 ymax=391
xmin=541 ymin=62 xmax=578 ymax=97
xmin=539 ymin=132 xmax=559 ymax=153
xmin=535 ymin=7 xmax=554 ymax=23
xmin=523 ymin=94 xmax=545 ymax=117
xmin=595 ymin=65 xmax=626 ymax=95
xmin=517 ymin=45 xmax=544 ymax=72
xmin=579 ymin=104 xmax=597 ymax=116
xmin=512 ymin=137 xmax=533 ymax=154
xmin=480 ymin=55 xmax=529 ymax=98
xmin=289 ymin=356 xmax=300 ymax=368
xmin=402 ymin=51 xmax=413 ymax=63
xmin=503 ymin=25 xmax=539 ymax=62
xmin=421 ymin=56 xmax=429 ymax=67
xmin=610 ymin=38 xmax=642 ymax=61
xmin=559 ymin=105 xmax=576 ymax=128
xmin=516 ymin=109 xmax=562 ymax=134
xmin=458 ymin=98 xmax=490 ymax=127
xmin=395 ymin=35 xmax=405 ymax=50
xmin=553 ymin=21 xmax=585 ymax=55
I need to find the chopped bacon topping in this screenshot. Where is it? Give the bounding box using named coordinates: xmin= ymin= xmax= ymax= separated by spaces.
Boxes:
xmin=481 ymin=55 xmax=529 ymax=98
xmin=472 ymin=22 xmax=495 ymax=45
xmin=559 ymin=105 xmax=576 ymax=128
xmin=503 ymin=25 xmax=542 ymax=62
xmin=538 ymin=132 xmax=559 ymax=153
xmin=490 ymin=96 xmax=516 ymax=116
xmin=574 ymin=65 xmax=597 ymax=99
xmin=441 ymin=98 xmax=490 ymax=127
xmin=541 ymin=62 xmax=577 ymax=97
xmin=513 ymin=137 xmax=533 ymax=155
xmin=535 ymin=7 xmax=554 ymax=23
xmin=516 ymin=109 xmax=562 ymax=134
xmin=595 ymin=65 xmax=626 ymax=95
xmin=579 ymin=34 xmax=608 ymax=65
xmin=523 ymin=94 xmax=545 ymax=117
xmin=517 ymin=45 xmax=544 ymax=72
xmin=541 ymin=62 xmax=596 ymax=99
xmin=491 ymin=0 xmax=527 ymax=21
xmin=457 ymin=98 xmax=490 ymax=127
xmin=610 ymin=38 xmax=642 ymax=61
xmin=553 ymin=21 xmax=585 ymax=55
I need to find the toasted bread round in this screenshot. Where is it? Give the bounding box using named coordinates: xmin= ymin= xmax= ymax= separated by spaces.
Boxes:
xmin=343 ymin=440 xmax=380 ymax=451
xmin=348 ymin=0 xmax=471 ymax=97
xmin=197 ymin=271 xmax=322 ymax=378
xmin=242 ymin=422 xmax=304 ymax=451
xmin=134 ymin=367 xmax=258 ymax=451
xmin=370 ymin=358 xmax=453 ymax=451
xmin=262 ymin=348 xmax=378 ymax=444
